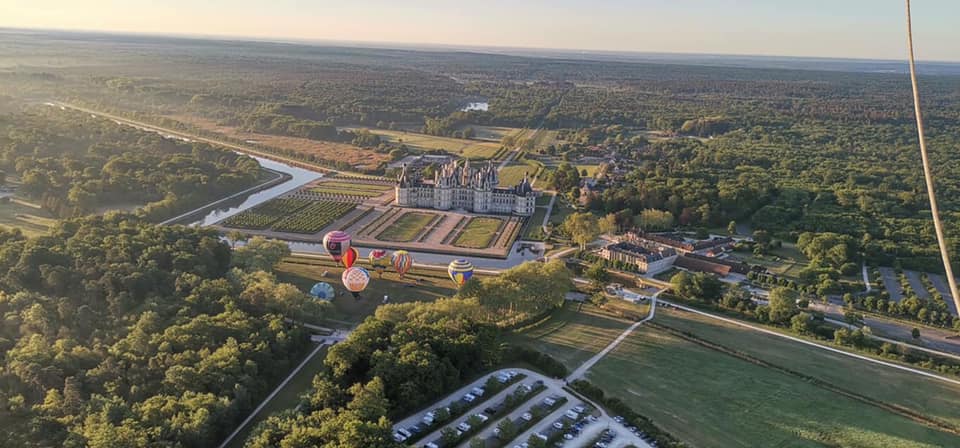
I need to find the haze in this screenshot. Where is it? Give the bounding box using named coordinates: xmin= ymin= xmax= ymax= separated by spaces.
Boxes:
xmin=4 ymin=0 xmax=960 ymax=61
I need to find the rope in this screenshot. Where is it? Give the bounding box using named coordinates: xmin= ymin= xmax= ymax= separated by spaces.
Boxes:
xmin=905 ymin=0 xmax=960 ymax=312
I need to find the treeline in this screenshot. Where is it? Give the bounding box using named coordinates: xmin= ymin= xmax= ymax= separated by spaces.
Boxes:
xmin=0 ymin=108 xmax=260 ymax=221
xmin=0 ymin=215 xmax=324 ymax=447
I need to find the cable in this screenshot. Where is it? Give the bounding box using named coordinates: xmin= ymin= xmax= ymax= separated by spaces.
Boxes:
xmin=905 ymin=0 xmax=960 ymax=314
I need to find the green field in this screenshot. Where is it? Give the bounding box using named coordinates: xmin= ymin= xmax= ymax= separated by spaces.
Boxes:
xmin=0 ymin=199 xmax=55 ymax=237
xmin=377 ymin=212 xmax=435 ymax=242
xmin=353 ymin=128 xmax=502 ymax=160
xmin=733 ymin=242 xmax=810 ymax=279
xmin=509 ymin=302 xmax=635 ymax=370
xmin=470 ymin=126 xmax=524 ymax=141
xmin=309 ymin=181 xmax=392 ymax=198
xmin=584 ymin=309 xmax=960 ymax=448
xmin=522 ymin=207 xmax=548 ymax=240
xmin=498 ymin=159 xmax=541 ymax=186
xmin=453 ymin=217 xmax=503 ymax=249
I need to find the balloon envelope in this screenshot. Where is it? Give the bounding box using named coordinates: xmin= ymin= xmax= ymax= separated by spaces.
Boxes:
xmin=309 ymin=282 xmax=336 ymax=300
xmin=322 ymin=231 xmax=352 ymax=261
xmin=341 ymin=267 xmax=371 ymax=293
xmin=391 ymin=250 xmax=413 ymax=277
xmin=369 ymin=249 xmax=388 ymax=269
xmin=447 ymin=259 xmax=474 ymax=286
xmin=341 ymin=247 xmax=359 ymax=268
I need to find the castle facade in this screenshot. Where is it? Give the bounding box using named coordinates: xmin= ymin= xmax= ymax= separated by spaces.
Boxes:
xmin=395 ymin=159 xmax=536 ymax=216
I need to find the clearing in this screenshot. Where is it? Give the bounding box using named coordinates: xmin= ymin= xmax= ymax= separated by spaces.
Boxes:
xmin=351 ymin=128 xmax=503 ymax=160
xmin=0 ymin=199 xmax=55 ymax=237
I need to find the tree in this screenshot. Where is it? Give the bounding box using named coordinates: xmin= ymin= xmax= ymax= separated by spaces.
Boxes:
xmin=347 ymin=377 xmax=390 ymax=421
xmin=912 ymin=327 xmax=921 ymax=339
xmin=441 ymin=427 xmax=461 ymax=445
xmin=727 ymin=220 xmax=737 ymax=235
xmin=231 ymin=236 xmax=291 ymax=271
xmin=496 ymin=418 xmax=518 ymax=440
xmin=768 ymin=287 xmax=800 ymax=323
xmin=562 ymin=212 xmax=599 ymax=250
xmin=790 ymin=312 xmax=814 ymax=334
xmin=635 ymin=209 xmax=674 ymax=231
xmin=599 ymin=213 xmax=618 ymax=235
xmin=585 ymin=261 xmax=609 ymax=289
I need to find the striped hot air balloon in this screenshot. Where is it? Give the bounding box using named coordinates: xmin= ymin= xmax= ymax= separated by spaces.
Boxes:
xmin=322 ymin=230 xmax=351 ymax=262
xmin=447 ymin=259 xmax=474 ymax=287
xmin=368 ymin=249 xmax=388 ymax=278
xmin=391 ymin=250 xmax=413 ymax=279
xmin=341 ymin=267 xmax=370 ymax=299
xmin=309 ymin=282 xmax=336 ymax=301
xmin=341 ymin=247 xmax=359 ymax=269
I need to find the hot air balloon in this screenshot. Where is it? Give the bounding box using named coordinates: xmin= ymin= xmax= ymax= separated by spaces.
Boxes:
xmin=368 ymin=249 xmax=388 ymax=278
xmin=341 ymin=247 xmax=359 ymax=269
xmin=341 ymin=266 xmax=370 ymax=299
xmin=322 ymin=230 xmax=351 ymax=263
xmin=447 ymin=259 xmax=474 ymax=287
xmin=309 ymin=282 xmax=336 ymax=301
xmin=391 ymin=250 xmax=413 ymax=279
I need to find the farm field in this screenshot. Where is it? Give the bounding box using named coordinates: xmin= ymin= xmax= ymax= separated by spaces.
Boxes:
xmin=584 ymin=308 xmax=960 ymax=448
xmin=508 ymin=301 xmax=635 ymax=370
xmin=308 ymin=181 xmax=392 ymax=198
xmin=220 ymin=198 xmax=311 ymax=230
xmin=219 ymin=198 xmax=354 ymax=234
xmin=270 ymin=201 xmax=356 ymax=234
xmin=166 ymin=115 xmax=388 ymax=169
xmin=525 ymin=128 xmax=559 ymax=152
xmin=351 ymin=128 xmax=503 ymax=160
xmin=0 ymin=199 xmax=55 ymax=237
xmin=453 ymin=217 xmax=503 ymax=248
xmin=377 ymin=212 xmax=435 ymax=242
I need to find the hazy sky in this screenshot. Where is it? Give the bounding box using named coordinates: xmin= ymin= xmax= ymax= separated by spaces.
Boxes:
xmin=5 ymin=0 xmax=960 ymax=61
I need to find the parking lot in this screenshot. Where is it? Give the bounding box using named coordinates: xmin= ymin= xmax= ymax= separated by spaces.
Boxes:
xmin=391 ymin=368 xmax=654 ymax=448
xmin=878 ymin=267 xmax=904 ymax=302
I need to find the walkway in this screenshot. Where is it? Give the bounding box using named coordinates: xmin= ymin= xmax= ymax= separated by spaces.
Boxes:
xmin=566 ymin=296 xmax=657 ymax=382
xmin=862 ymin=264 xmax=872 ymax=293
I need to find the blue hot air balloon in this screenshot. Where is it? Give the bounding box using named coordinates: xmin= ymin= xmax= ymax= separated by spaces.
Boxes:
xmin=309 ymin=282 xmax=336 ymax=300
xmin=447 ymin=259 xmax=474 ymax=287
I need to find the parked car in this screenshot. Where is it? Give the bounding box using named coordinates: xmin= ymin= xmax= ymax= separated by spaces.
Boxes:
xmin=392 ymin=432 xmax=406 ymax=443
xmin=471 ymin=387 xmax=485 ymax=396
xmin=457 ymin=421 xmax=471 ymax=432
xmin=521 ymin=412 xmax=533 ymax=421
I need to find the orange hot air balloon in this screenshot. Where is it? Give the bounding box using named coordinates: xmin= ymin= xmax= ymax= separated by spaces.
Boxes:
xmin=391 ymin=250 xmax=413 ymax=279
xmin=341 ymin=247 xmax=359 ymax=269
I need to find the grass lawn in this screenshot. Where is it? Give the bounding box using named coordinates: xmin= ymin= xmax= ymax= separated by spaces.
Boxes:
xmin=522 ymin=207 xmax=548 ymax=240
xmin=547 ymin=200 xmax=575 ymax=226
xmin=498 ymin=159 xmax=541 ymax=186
xmin=0 ymin=199 xmax=55 ymax=237
xmin=276 ymin=255 xmax=464 ymax=326
xmin=584 ymin=308 xmax=960 ymax=447
xmin=574 ymin=164 xmax=600 ymax=177
xmin=354 ymin=128 xmax=502 ymax=160
xmin=470 ymin=126 xmax=524 ymax=141
xmin=508 ymin=302 xmax=635 ymax=370
xmin=309 ymin=181 xmax=392 ymax=197
xmin=377 ymin=212 xmax=435 ymax=242
xmin=453 ymin=217 xmax=503 ymax=249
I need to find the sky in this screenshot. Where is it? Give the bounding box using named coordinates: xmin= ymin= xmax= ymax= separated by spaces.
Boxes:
xmin=4 ymin=0 xmax=960 ymax=61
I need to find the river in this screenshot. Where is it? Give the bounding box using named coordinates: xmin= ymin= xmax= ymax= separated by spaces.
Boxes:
xmin=187 ymin=155 xmax=323 ymax=226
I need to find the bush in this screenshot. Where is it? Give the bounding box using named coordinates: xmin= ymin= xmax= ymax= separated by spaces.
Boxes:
xmin=570 ymin=380 xmax=684 ymax=447
xmin=504 ymin=345 xmax=568 ymax=378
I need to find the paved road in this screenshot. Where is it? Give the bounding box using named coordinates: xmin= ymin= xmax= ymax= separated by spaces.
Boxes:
xmin=457 ymin=385 xmax=550 ymax=447
xmin=929 ymin=274 xmax=959 ymax=316
xmin=541 ymin=192 xmax=557 ymax=233
xmin=904 ymin=270 xmax=930 ymax=298
xmin=878 ymin=267 xmax=904 ymax=302
xmin=658 ymin=298 xmax=960 ymax=387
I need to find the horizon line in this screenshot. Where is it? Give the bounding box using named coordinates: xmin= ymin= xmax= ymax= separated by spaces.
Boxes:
xmin=4 ymin=25 xmax=960 ymax=65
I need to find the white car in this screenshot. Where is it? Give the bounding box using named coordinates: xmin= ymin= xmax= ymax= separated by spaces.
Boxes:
xmin=521 ymin=412 xmax=533 ymax=421
xmin=392 ymin=432 xmax=406 ymax=443
xmin=471 ymin=387 xmax=485 ymax=396
xmin=474 ymin=413 xmax=489 ymax=422
xmin=398 ymin=428 xmax=412 ymax=438
xmin=457 ymin=422 xmax=471 ymax=432
xmin=552 ymin=421 xmax=564 ymax=430
xmin=573 ymin=405 xmax=586 ymax=414
xmin=564 ymin=410 xmax=579 ymax=419
xmin=464 ymin=393 xmax=476 ymax=403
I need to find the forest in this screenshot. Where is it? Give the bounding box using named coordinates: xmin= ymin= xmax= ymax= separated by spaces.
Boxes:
xmin=0 ymin=214 xmax=324 ymax=447
xmin=0 ymin=105 xmax=261 ymax=221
